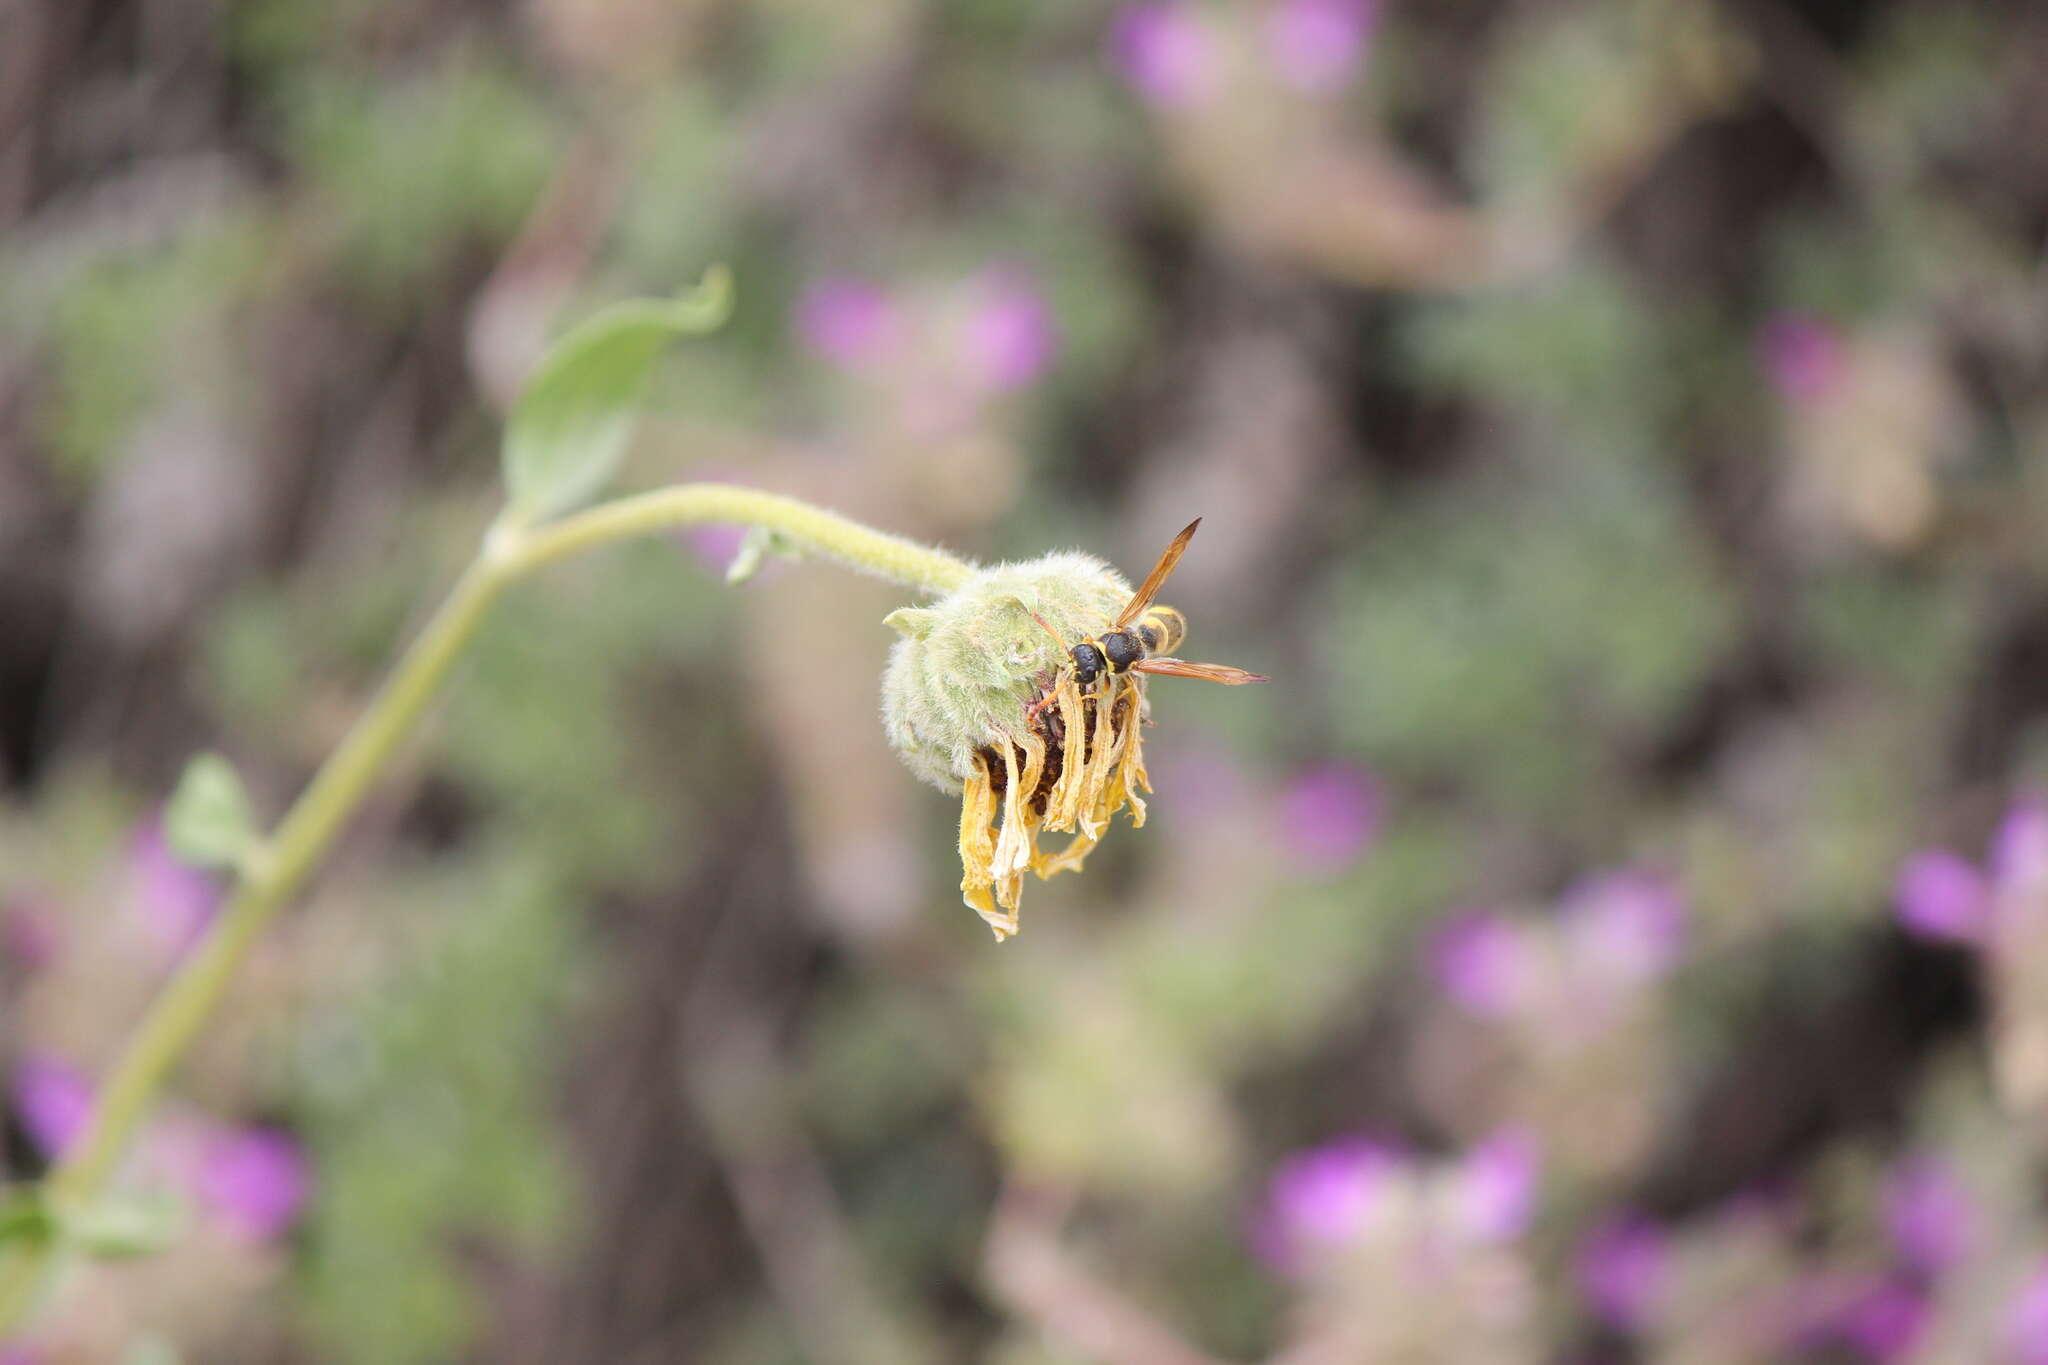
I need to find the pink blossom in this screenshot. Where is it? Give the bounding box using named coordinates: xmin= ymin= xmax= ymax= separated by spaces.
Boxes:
xmin=1564 ymin=870 xmax=1687 ymax=985
xmin=684 ymin=522 xmax=748 ymax=573
xmin=2006 ymin=1263 xmax=2048 ymax=1365
xmin=1252 ymin=1137 xmax=1402 ymax=1272
xmin=1993 ymin=799 xmax=2048 ymax=891
xmin=197 ymin=1127 xmax=310 ymax=1242
xmin=796 ymin=279 xmax=900 ymax=369
xmin=1577 ymin=1215 xmax=1670 ymax=1330
xmin=1278 ymin=762 xmax=1385 ymax=873
xmin=1895 ymin=850 xmax=1991 ymax=944
xmin=1109 ymin=4 xmax=1220 ymax=109
xmin=1266 ymin=0 xmax=1378 ymax=93
xmin=130 ymin=817 xmax=222 ymax=959
xmin=1449 ymin=1130 xmax=1540 ymax=1243
xmin=11 ymin=1056 xmax=93 ymax=1159
xmin=1430 ymin=911 xmax=1531 ymax=1017
xmin=963 ymin=273 xmax=1056 ymax=392
xmin=1758 ymin=312 xmax=1845 ymax=404
xmin=1884 ymin=1155 xmax=1976 ymax=1275
xmin=1835 ymin=1281 xmax=1928 ymax=1360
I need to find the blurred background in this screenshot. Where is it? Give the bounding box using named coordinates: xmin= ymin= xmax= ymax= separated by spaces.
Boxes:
xmin=3 ymin=0 xmax=2047 ymax=1360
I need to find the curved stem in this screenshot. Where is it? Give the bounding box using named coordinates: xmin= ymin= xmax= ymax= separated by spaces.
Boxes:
xmin=0 ymin=485 xmax=974 ymax=1332
xmin=506 ymin=484 xmax=976 ymax=592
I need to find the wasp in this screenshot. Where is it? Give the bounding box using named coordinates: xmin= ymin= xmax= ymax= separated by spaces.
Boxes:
xmin=1025 ymin=518 xmax=1268 ymax=722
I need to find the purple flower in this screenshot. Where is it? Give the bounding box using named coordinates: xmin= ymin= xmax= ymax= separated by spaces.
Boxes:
xmin=1564 ymin=870 xmax=1686 ymax=985
xmin=1252 ymin=1137 xmax=1402 ymax=1272
xmin=1278 ymin=762 xmax=1385 ymax=873
xmin=1449 ymin=1130 xmax=1540 ymax=1243
xmin=2009 ymin=1266 xmax=2048 ymax=1365
xmin=1834 ymin=1281 xmax=1928 ymax=1360
xmin=1884 ymin=1155 xmax=1975 ymax=1275
xmin=1266 ymin=0 xmax=1378 ymax=93
xmin=0 ymin=1348 xmax=43 ymax=1365
xmin=796 ymin=279 xmax=900 ymax=369
xmin=684 ymin=522 xmax=748 ymax=573
xmin=1895 ymin=850 xmax=1991 ymax=944
xmin=1759 ymin=312 xmax=1845 ymax=404
xmin=197 ymin=1127 xmax=309 ymax=1242
xmin=963 ymin=273 xmax=1055 ymax=393
xmin=1578 ymin=1216 xmax=1670 ymax=1331
xmin=12 ymin=1056 xmax=93 ymax=1159
xmin=1993 ymin=799 xmax=2048 ymax=892
xmin=1109 ymin=3 xmax=1220 ymax=109
xmin=1430 ymin=910 xmax=1530 ymax=1017
xmin=130 ymin=817 xmax=222 ymax=958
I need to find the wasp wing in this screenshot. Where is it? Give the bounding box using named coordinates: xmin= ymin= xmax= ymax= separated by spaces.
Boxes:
xmin=1130 ymin=656 xmax=1269 ymax=685
xmin=1113 ymin=518 xmax=1202 ymax=629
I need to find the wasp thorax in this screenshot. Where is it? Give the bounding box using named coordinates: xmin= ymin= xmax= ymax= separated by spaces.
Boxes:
xmin=881 ymin=552 xmax=1156 ymax=941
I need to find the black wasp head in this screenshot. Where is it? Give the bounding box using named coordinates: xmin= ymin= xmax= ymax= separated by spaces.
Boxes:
xmin=1070 ymin=641 xmax=1105 ymax=686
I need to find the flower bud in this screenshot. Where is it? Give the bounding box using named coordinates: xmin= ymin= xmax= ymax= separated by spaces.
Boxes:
xmin=882 ymin=552 xmax=1154 ymax=940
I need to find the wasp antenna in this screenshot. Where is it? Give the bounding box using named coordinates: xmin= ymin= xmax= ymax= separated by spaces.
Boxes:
xmin=1019 ymin=604 xmax=1070 ymax=650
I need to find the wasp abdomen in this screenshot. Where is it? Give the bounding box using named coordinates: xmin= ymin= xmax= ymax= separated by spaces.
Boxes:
xmin=1141 ymin=606 xmax=1186 ymax=656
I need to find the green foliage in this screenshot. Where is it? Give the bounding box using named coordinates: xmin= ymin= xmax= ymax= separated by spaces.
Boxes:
xmin=502 ymin=268 xmax=735 ymax=525
xmin=287 ymin=58 xmax=559 ymax=299
xmin=1404 ymin=260 xmax=1667 ymax=436
xmin=1335 ymin=456 xmax=1735 ymax=812
xmin=0 ymin=1190 xmax=57 ymax=1253
xmin=297 ymin=847 xmax=575 ymax=1365
xmin=441 ymin=537 xmax=725 ymax=885
xmin=35 ymin=214 xmax=264 ymax=487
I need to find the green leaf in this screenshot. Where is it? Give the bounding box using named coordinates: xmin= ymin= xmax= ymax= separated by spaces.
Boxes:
xmin=165 ymin=751 xmax=259 ymax=871
xmin=501 ymin=265 xmax=734 ymax=525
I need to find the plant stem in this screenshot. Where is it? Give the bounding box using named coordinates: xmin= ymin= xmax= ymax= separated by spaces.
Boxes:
xmin=507 ymin=484 xmax=976 ymax=591
xmin=0 ymin=486 xmax=975 ymax=1332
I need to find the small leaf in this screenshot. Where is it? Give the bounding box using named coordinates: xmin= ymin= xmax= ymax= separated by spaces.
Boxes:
xmin=883 ymin=608 xmax=939 ymax=640
xmin=165 ymin=752 xmax=259 ymax=871
xmin=72 ymin=1192 xmax=186 ymax=1261
xmin=724 ymin=527 xmax=800 ymax=585
xmin=502 ymin=266 xmax=735 ymax=525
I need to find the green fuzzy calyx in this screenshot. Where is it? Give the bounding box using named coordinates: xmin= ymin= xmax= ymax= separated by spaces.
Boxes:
xmin=881 ymin=551 xmax=1131 ymax=793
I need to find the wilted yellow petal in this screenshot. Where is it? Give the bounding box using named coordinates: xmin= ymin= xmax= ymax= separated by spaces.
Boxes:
xmin=958 ymin=757 xmax=1013 ymax=939
xmin=1044 ymin=680 xmax=1088 ymax=832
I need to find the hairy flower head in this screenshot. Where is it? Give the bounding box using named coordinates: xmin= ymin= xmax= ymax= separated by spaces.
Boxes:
xmin=884 ymin=552 xmax=1156 ymax=940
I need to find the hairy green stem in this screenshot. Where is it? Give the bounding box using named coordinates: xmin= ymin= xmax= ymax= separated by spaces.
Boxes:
xmin=0 ymin=485 xmax=973 ymax=1332
xmin=508 ymin=484 xmax=976 ymax=591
